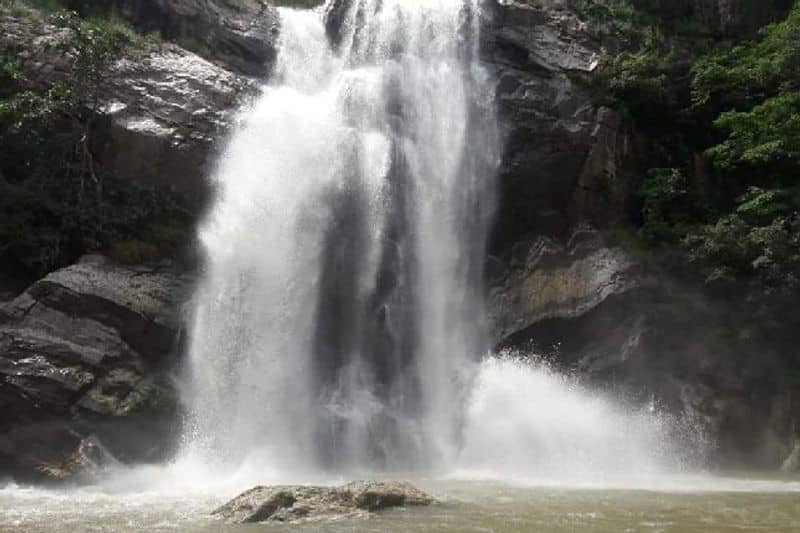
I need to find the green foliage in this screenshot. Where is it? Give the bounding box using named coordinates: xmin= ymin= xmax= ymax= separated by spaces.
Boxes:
xmin=590 ymin=2 xmax=713 ymax=127
xmin=0 ymin=7 xmax=185 ymax=276
xmin=707 ymin=92 xmax=800 ymax=172
xmin=600 ymin=42 xmax=677 ymax=117
xmin=685 ymin=189 xmax=800 ymax=295
xmin=1 ymin=0 xmax=65 ymax=17
xmin=680 ymin=6 xmax=800 ymax=343
xmin=595 ymin=2 xmax=800 ymax=348
xmin=692 ymin=6 xmax=800 ymax=108
xmin=639 ymin=168 xmax=702 ymax=244
xmin=687 ymin=6 xmax=800 ymax=298
xmin=570 ymin=0 xmax=659 ymax=42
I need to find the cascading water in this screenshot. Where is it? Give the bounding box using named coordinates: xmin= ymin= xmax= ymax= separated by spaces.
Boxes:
xmin=178 ymin=0 xmax=699 ymax=485
xmin=181 ymin=0 xmax=499 ymax=476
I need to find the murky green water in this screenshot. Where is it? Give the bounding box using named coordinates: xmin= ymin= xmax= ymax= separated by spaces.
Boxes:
xmin=3 ymin=476 xmax=800 ymax=532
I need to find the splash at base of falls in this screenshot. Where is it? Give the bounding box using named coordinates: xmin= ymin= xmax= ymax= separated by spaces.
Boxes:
xmin=146 ymin=356 xmax=704 ymax=491
xmin=453 ymin=357 xmax=706 ymax=488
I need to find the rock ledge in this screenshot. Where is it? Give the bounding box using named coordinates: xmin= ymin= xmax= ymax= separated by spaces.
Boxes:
xmin=213 ymin=481 xmax=435 ymax=523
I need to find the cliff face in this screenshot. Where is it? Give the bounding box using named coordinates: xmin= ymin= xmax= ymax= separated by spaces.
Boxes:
xmin=481 ymin=0 xmax=798 ymax=469
xmin=63 ymin=0 xmax=282 ymax=76
xmin=1 ymin=6 xmax=250 ymax=479
xmin=0 ymin=0 xmax=796 ymax=479
xmin=0 ymin=10 xmax=254 ymax=211
xmin=480 ymin=0 xmax=638 ymax=249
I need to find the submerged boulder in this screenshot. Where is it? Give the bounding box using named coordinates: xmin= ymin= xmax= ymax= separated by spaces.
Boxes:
xmin=214 ymin=481 xmax=435 ymax=523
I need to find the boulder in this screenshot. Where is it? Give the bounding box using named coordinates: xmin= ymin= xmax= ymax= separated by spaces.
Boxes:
xmin=64 ymin=0 xmax=281 ymax=77
xmin=214 ymin=481 xmax=435 ymax=523
xmin=97 ymin=47 xmax=251 ymax=208
xmin=35 ymin=435 xmax=120 ymax=483
xmin=0 ymin=10 xmax=254 ymax=210
xmin=0 ymin=255 xmax=191 ymax=481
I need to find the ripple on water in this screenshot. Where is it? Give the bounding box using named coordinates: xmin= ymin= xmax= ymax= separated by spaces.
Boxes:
xmin=2 ymin=476 xmax=800 ymax=533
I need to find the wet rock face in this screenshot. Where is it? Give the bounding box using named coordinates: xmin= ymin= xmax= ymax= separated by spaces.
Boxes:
xmin=64 ymin=0 xmax=281 ymax=77
xmin=478 ymin=1 xmax=799 ymax=470
xmin=480 ymin=1 xmax=636 ymax=249
xmin=98 ymin=48 xmax=251 ymax=208
xmin=0 ymin=11 xmax=253 ymax=211
xmin=781 ymin=440 xmax=800 ymax=473
xmin=489 ymin=232 xmax=800 ymax=469
xmin=488 ymin=229 xmax=649 ymax=346
xmin=0 ymin=256 xmax=191 ymax=481
xmin=214 ymin=481 xmax=435 ymax=523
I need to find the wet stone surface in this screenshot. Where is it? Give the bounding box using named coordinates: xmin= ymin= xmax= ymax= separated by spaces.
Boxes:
xmin=213 ymin=481 xmax=436 ymax=523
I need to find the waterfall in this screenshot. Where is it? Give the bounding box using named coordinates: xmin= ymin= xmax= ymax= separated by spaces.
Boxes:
xmin=181 ymin=0 xmax=499 ymax=476
xmin=176 ymin=0 xmax=701 ymax=487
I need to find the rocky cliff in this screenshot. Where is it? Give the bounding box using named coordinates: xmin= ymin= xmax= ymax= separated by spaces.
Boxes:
xmin=1 ymin=9 xmax=254 ymax=210
xmin=481 ymin=0 xmax=798 ymax=469
xmin=63 ymin=0 xmax=282 ymax=77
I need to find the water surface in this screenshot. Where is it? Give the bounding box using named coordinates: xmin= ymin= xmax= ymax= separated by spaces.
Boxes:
xmin=3 ymin=477 xmax=799 ymax=532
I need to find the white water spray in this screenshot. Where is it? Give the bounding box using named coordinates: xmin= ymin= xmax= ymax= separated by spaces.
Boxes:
xmin=455 ymin=357 xmax=704 ymax=486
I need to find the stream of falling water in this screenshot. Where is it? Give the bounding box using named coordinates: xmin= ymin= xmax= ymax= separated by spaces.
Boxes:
xmin=181 ymin=0 xmax=499 ymax=477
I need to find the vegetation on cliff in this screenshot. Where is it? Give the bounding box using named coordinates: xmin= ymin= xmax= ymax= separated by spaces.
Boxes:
xmin=0 ymin=1 xmax=188 ymax=279
xmin=594 ymin=1 xmax=799 ymax=352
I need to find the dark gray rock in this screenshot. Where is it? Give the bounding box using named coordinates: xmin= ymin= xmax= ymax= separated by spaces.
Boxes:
xmin=0 ymin=256 xmax=191 ymax=481
xmin=97 ymin=47 xmax=251 ymax=208
xmin=214 ymin=481 xmax=435 ymax=523
xmin=480 ymin=1 xmax=637 ymax=249
xmin=35 ymin=435 xmax=120 ymax=483
xmin=323 ymin=0 xmax=350 ymax=45
xmin=64 ymin=0 xmax=281 ymax=77
xmin=631 ymin=0 xmax=792 ymax=36
xmin=479 ymin=0 xmax=800 ymax=471
xmin=489 ymin=228 xmax=650 ymax=346
xmin=781 ymin=439 xmax=800 ymax=473
xmin=491 ymin=242 xmax=800 ymax=469
xmin=0 ymin=10 xmax=254 ymax=210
